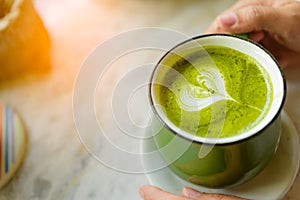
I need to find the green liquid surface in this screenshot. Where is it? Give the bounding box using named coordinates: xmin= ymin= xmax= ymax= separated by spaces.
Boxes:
xmin=155 ymin=46 xmax=273 ymax=138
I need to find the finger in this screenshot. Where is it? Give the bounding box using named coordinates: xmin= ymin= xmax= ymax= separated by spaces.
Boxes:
xmin=139 ymin=185 xmax=191 ymax=200
xmin=259 ymin=35 xmax=300 ymax=69
xmin=223 ymin=6 xmax=276 ymax=33
xmin=207 ymin=5 xmax=281 ymax=34
xmin=249 ymin=31 xmax=265 ymax=42
xmin=205 ymin=0 xmax=266 ymax=33
xmin=182 ymin=187 xmax=247 ymax=200
xmin=181 ymin=187 xmax=201 ymax=199
xmin=276 ymin=52 xmax=300 ymax=69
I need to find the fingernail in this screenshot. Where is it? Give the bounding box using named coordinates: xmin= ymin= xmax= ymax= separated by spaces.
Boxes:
xmin=182 ymin=187 xmax=202 ymax=198
xmin=139 ymin=187 xmax=145 ymax=198
xmin=218 ymin=12 xmax=237 ymax=26
xmin=250 ymin=31 xmax=265 ymax=42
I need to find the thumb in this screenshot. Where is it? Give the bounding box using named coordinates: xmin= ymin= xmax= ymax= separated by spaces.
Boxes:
xmin=215 ymin=6 xmax=279 ymax=34
xmin=139 ymin=185 xmax=191 ymax=200
xmin=182 ymin=187 xmax=247 ymax=200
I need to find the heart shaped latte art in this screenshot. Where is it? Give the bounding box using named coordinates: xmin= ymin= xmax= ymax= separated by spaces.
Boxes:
xmin=178 ymin=67 xmax=235 ymax=112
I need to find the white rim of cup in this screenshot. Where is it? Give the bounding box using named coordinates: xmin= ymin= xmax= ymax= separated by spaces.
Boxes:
xmin=149 ymin=34 xmax=286 ymax=145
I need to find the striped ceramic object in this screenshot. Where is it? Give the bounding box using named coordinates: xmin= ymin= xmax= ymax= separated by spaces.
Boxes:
xmin=0 ymin=103 xmax=27 ymax=188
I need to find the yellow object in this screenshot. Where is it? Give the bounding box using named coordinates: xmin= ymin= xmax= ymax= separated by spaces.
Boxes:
xmin=0 ymin=0 xmax=50 ymax=80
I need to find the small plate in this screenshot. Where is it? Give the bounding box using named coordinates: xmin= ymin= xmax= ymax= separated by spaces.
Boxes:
xmin=141 ymin=111 xmax=300 ymax=200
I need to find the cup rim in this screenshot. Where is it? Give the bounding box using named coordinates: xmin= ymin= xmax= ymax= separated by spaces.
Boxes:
xmin=149 ymin=33 xmax=286 ymax=145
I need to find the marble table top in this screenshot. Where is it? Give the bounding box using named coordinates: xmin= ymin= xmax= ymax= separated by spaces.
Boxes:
xmin=0 ymin=0 xmax=299 ymax=199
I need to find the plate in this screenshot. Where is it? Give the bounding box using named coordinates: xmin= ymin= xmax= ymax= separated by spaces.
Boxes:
xmin=141 ymin=111 xmax=300 ymax=200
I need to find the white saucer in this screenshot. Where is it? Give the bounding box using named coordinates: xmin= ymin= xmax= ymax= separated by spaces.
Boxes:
xmin=142 ymin=111 xmax=300 ymax=200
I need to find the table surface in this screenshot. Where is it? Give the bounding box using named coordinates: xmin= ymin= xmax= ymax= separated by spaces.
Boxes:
xmin=0 ymin=0 xmax=299 ymax=199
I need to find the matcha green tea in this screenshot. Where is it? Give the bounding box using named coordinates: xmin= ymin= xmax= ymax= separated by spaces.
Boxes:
xmin=155 ymin=46 xmax=273 ymax=138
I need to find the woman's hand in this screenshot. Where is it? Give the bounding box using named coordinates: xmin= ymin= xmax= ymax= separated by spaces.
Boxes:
xmin=139 ymin=185 xmax=247 ymax=200
xmin=206 ymin=0 xmax=300 ymax=69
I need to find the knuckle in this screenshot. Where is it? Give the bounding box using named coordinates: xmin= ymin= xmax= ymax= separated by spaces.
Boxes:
xmin=244 ymin=6 xmax=270 ymax=29
xmin=212 ymin=194 xmax=227 ymax=200
xmin=248 ymin=6 xmax=262 ymax=19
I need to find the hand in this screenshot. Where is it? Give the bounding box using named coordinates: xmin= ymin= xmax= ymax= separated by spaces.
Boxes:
xmin=139 ymin=185 xmax=247 ymax=200
xmin=206 ymin=0 xmax=300 ymax=69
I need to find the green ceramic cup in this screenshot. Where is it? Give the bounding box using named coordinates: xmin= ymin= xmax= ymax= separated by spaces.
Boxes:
xmin=149 ymin=34 xmax=286 ymax=188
